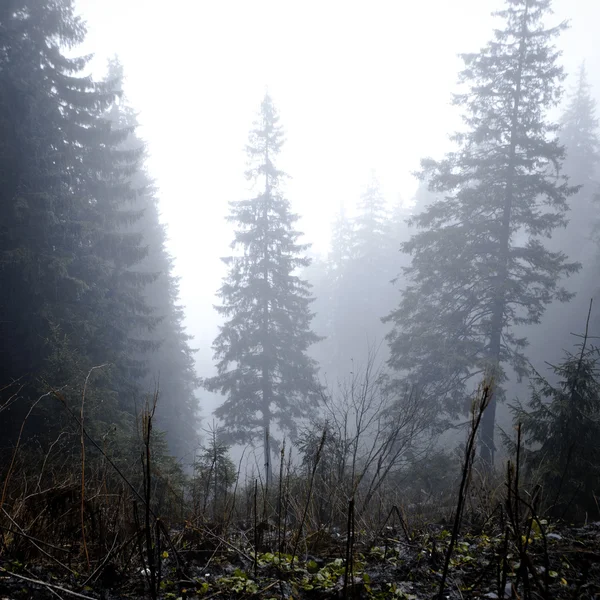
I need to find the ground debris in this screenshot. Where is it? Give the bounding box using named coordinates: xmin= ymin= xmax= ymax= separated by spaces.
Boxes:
xmin=1 ymin=519 xmax=599 ymax=599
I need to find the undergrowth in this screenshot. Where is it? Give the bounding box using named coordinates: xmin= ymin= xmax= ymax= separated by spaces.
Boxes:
xmin=0 ymin=382 xmax=599 ymax=599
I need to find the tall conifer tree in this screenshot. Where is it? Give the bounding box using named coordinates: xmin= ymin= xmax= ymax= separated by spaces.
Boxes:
xmin=524 ymin=65 xmax=600 ymax=371
xmin=205 ymin=94 xmax=321 ymax=483
xmin=352 ymin=173 xmax=393 ymax=332
xmin=385 ymin=0 xmax=578 ymax=464
xmin=550 ymin=63 xmax=599 ymax=264
xmin=0 ymin=0 xmax=148 ymax=441
xmin=103 ymin=59 xmax=200 ymax=458
xmin=560 ymin=64 xmax=599 ymax=189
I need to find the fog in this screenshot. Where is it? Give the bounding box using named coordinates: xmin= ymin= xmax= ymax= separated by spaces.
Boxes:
xmin=5 ymin=2 xmax=600 ymax=588
xmin=71 ymin=0 xmax=600 ymax=422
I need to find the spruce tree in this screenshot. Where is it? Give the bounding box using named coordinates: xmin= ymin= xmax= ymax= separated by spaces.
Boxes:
xmin=385 ymin=0 xmax=578 ymax=464
xmin=0 ymin=0 xmax=88 ymax=385
xmin=560 ymin=64 xmax=599 ymax=189
xmin=325 ymin=204 xmax=355 ymax=373
xmin=192 ymin=427 xmax=236 ymax=519
xmin=523 ymin=65 xmax=600 ymax=372
xmin=308 ymin=178 xmax=419 ymax=392
xmin=310 ymin=176 xmax=402 ymax=384
xmin=205 ymin=94 xmax=321 ymax=483
xmin=329 ymin=204 xmax=354 ymax=277
xmin=0 ymin=0 xmax=137 ymax=441
xmin=0 ymin=2 xmax=197 ymax=468
xmin=352 ymin=173 xmax=394 ymax=339
xmin=67 ymin=64 xmax=157 ymax=416
xmin=102 ymin=59 xmax=200 ymax=458
xmin=302 ymin=204 xmax=353 ymax=384
xmin=549 ymin=63 xmax=599 ymax=265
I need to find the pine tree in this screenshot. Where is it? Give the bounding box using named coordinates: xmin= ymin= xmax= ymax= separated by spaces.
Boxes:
xmin=385 ymin=0 xmax=579 ymax=464
xmin=205 ymin=94 xmax=321 ymax=483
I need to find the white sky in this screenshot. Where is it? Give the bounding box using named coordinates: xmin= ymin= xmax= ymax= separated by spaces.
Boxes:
xmin=74 ymin=0 xmax=600 ymax=418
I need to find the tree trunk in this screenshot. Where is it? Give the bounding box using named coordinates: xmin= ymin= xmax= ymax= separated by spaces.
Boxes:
xmin=263 ymin=406 xmax=272 ymax=487
xmin=261 ymin=134 xmax=272 ymax=487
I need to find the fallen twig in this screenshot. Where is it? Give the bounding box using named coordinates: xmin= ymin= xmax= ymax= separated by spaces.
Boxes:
xmin=0 ymin=567 xmax=96 ymax=600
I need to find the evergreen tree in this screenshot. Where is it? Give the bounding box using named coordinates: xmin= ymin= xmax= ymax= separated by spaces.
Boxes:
xmin=351 ymin=173 xmax=394 ymax=339
xmin=386 ymin=193 xmax=412 ymax=321
xmin=549 ymin=63 xmax=600 ymax=265
xmin=309 ymin=176 xmax=402 ymax=384
xmin=522 ymin=64 xmax=600 ymax=374
xmin=0 ymin=0 xmax=88 ymax=388
xmin=302 ymin=203 xmax=355 ymax=385
xmin=322 ymin=204 xmax=355 ymax=379
xmin=192 ymin=426 xmax=236 ymax=520
xmin=389 ymin=194 xmax=413 ymax=249
xmin=65 ymin=62 xmax=157 ymax=418
xmin=0 ymin=3 xmax=198 ymax=459
xmin=510 ymin=309 xmax=600 ymax=520
xmin=385 ymin=0 xmax=578 ymax=464
xmin=204 ymin=94 xmax=321 ymax=483
xmin=409 ymin=180 xmax=443 ymax=220
xmin=560 ymin=63 xmax=599 ymax=189
xmin=102 ymin=59 xmax=200 ymax=459
xmin=0 ymin=0 xmax=145 ymax=442
xmin=329 ymin=203 xmax=354 ymax=276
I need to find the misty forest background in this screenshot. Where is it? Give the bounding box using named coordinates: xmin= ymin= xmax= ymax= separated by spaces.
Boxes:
xmin=2 ymin=0 xmax=600 ymax=529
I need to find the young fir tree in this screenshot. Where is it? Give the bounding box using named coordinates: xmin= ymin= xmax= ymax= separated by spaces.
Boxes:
xmin=205 ymin=94 xmax=321 ymax=483
xmin=385 ymin=0 xmax=579 ymax=464
xmin=192 ymin=425 xmax=236 ymax=520
xmin=510 ymin=307 xmax=600 ymax=520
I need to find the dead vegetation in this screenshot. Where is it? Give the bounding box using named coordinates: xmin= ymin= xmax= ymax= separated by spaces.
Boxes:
xmin=1 ymin=377 xmax=599 ymax=599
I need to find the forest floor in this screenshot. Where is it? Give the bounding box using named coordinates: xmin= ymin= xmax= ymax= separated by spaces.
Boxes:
xmin=1 ymin=519 xmax=600 ymax=599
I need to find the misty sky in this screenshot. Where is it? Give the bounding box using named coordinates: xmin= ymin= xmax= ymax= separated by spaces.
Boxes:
xmin=74 ymin=0 xmax=600 ymax=418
